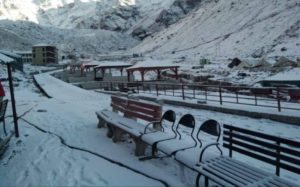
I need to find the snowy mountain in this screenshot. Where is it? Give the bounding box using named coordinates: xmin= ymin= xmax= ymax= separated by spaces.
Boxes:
xmin=0 ymin=0 xmax=174 ymax=31
xmin=0 ymin=20 xmax=139 ymax=57
xmin=132 ymin=0 xmax=300 ymax=60
xmin=0 ymin=0 xmax=299 ymax=60
xmin=0 ymin=0 xmax=178 ymax=56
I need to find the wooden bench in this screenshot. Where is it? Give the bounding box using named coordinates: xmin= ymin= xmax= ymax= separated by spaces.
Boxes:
xmin=194 ymin=125 xmax=300 ymax=187
xmin=288 ymin=89 xmax=300 ymax=101
xmin=96 ymin=95 xmax=162 ymax=156
xmin=0 ymin=99 xmax=8 ymax=136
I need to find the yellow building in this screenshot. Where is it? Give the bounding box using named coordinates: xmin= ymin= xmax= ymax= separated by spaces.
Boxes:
xmin=32 ymin=44 xmax=58 ymax=65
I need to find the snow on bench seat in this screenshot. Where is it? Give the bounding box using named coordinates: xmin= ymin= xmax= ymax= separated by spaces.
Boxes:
xmin=193 ymin=157 xmax=297 ymax=187
xmin=156 ymin=138 xmax=196 ymax=156
xmin=174 ymin=147 xmax=218 ymax=169
xmin=97 ymin=109 xmax=145 ymax=137
xmin=96 ymin=96 xmax=162 ymax=156
xmin=141 ymin=131 xmax=174 ymax=145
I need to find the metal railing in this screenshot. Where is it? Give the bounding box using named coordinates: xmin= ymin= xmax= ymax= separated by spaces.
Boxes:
xmin=94 ymin=81 xmax=300 ymax=112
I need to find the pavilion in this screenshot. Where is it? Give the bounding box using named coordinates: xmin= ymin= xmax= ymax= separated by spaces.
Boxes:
xmin=93 ymin=62 xmax=132 ymax=80
xmin=126 ymin=59 xmax=179 ymax=82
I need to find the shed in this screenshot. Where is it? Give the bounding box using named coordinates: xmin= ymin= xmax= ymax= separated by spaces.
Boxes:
xmin=228 ymin=58 xmax=241 ymax=68
xmin=255 ymin=58 xmax=272 ymax=68
xmin=261 ymin=68 xmax=300 ymax=87
xmin=273 ymin=57 xmax=297 ymax=67
xmin=235 ymin=59 xmax=261 ymax=69
xmin=126 ymin=59 xmax=179 ymax=82
xmin=0 ymin=50 xmax=23 ymax=71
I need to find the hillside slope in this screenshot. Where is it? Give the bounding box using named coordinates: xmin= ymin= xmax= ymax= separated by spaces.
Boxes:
xmin=0 ymin=20 xmax=139 ymax=57
xmin=132 ymin=0 xmax=300 ymax=60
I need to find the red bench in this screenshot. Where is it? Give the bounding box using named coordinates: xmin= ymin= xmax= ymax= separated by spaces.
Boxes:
xmin=288 ymin=89 xmax=300 ymax=101
xmin=96 ymin=95 xmax=162 ymax=156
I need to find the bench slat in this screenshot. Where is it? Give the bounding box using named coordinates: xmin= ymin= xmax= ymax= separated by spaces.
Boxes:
xmin=219 ymin=160 xmax=264 ymax=181
xmin=224 ymin=125 xmax=300 ymax=147
xmin=125 ymin=110 xmax=160 ymax=122
xmin=212 ymin=162 xmax=258 ymax=183
xmin=111 ymin=103 xmax=127 ymax=113
xmin=224 ymin=137 xmax=300 ymax=166
xmin=127 ymin=104 xmax=160 ymax=118
xmin=203 ymin=164 xmax=249 ymax=186
xmin=128 ymin=100 xmax=161 ymax=111
xmin=224 ymin=132 xmax=300 ymax=157
xmin=223 ymin=157 xmax=269 ymax=177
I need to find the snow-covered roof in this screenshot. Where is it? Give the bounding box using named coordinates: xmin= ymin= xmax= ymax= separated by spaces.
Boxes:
xmin=0 ymin=50 xmax=21 ymax=58
xmin=13 ymin=50 xmax=32 ymax=54
xmin=0 ymin=53 xmax=14 ymax=64
xmin=127 ymin=59 xmax=179 ymax=70
xmin=94 ymin=61 xmax=132 ymax=68
xmin=33 ymin=43 xmax=56 ymax=47
xmin=265 ymin=68 xmax=300 ymax=81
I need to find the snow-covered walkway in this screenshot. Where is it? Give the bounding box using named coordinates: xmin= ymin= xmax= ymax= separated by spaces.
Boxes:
xmin=1 ymin=71 xmax=299 ymax=186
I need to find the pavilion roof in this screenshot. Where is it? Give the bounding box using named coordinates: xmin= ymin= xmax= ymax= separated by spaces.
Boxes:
xmin=126 ymin=59 xmax=179 ymax=71
xmin=0 ymin=53 xmax=14 ymax=64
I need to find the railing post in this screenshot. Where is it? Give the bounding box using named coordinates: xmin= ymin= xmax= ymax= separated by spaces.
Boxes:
xmin=277 ymin=87 xmax=281 ymax=112
xmin=254 ymin=94 xmax=257 ymax=106
xmin=164 ymin=85 xmax=166 ymax=95
xmin=229 ymin=128 xmax=233 ymax=158
xmin=172 ymin=85 xmax=175 ymax=96
xmin=219 ymin=86 xmax=222 ymax=105
xmin=236 ymin=90 xmax=239 ymax=103
xmin=137 ymin=83 xmax=139 ymax=93
xmin=110 ymin=82 xmax=113 ymax=91
xmin=205 ymin=87 xmax=208 ymax=101
xmin=156 ymin=84 xmax=159 ymax=96
xmin=182 ymin=84 xmax=185 ymax=100
xmin=276 ymin=140 xmax=281 ymax=176
xmin=193 ymin=85 xmax=196 ymax=99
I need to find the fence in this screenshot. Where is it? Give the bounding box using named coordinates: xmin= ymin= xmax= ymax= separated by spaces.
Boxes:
xmin=95 ymin=81 xmax=300 ymax=112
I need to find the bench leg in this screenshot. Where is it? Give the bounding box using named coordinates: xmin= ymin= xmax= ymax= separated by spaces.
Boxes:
xmin=205 ymin=176 xmax=209 ymax=187
xmin=106 ymin=124 xmax=114 ymax=138
xmin=153 ymin=122 xmax=162 ymax=131
xmin=3 ymin=119 xmax=7 ymax=136
xmin=97 ymin=116 xmax=107 ymax=128
xmin=196 ymin=173 xmax=202 ymax=187
xmin=133 ymin=138 xmax=147 ymax=156
xmin=112 ymin=127 xmax=125 ymax=143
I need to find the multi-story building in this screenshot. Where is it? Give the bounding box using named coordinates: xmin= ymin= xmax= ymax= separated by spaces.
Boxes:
xmin=32 ymin=44 xmax=58 ymax=65
xmin=14 ymin=51 xmax=32 ymax=63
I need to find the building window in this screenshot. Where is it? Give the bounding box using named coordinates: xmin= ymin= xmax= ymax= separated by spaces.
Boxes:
xmin=33 ymin=54 xmax=36 ymax=58
xmin=43 ymin=48 xmax=45 ymax=51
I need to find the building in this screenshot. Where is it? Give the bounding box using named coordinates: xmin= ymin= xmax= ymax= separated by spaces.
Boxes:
xmin=14 ymin=51 xmax=32 ymax=63
xmin=32 ymin=44 xmax=58 ymax=65
xmin=0 ymin=50 xmax=23 ymax=71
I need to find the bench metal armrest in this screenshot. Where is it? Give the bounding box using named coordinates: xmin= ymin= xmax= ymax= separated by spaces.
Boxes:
xmin=143 ymin=121 xmax=161 ymax=134
xmin=172 ymin=143 xmax=197 ymax=155
xmin=199 ymin=143 xmax=223 ymax=163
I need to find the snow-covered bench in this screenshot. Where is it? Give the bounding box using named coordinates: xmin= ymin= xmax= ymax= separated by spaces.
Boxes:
xmin=140 ymin=117 xmax=221 ymax=164
xmin=96 ymin=95 xmax=162 ymax=156
xmin=0 ymin=99 xmax=8 ymax=136
xmin=193 ymin=125 xmax=300 ymax=187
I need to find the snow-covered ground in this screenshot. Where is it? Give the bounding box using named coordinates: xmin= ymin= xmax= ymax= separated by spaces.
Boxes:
xmin=133 ymin=0 xmax=300 ymax=60
xmin=0 ymin=66 xmax=299 ymax=186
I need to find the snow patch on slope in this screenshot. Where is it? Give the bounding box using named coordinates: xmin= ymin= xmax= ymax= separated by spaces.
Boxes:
xmin=132 ymin=0 xmax=300 ymax=59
